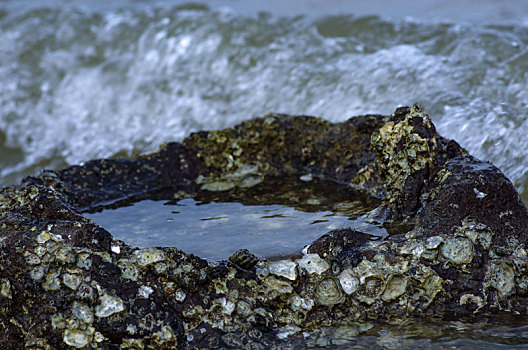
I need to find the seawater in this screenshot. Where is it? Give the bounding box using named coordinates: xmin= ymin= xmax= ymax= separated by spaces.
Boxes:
xmin=84 ymin=176 xmax=384 ymax=260
xmin=0 ymin=0 xmax=528 ymax=205
xmin=85 ymin=197 xmax=385 ymax=261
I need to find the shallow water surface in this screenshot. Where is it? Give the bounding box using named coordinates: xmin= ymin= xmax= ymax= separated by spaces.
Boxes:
xmin=296 ymin=315 xmax=528 ymax=349
xmin=85 ymin=177 xmax=384 ymax=260
xmin=86 ymin=198 xmax=387 ymax=260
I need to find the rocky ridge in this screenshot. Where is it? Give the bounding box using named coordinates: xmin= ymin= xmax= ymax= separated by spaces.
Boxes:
xmin=1 ymin=105 xmax=527 ymax=349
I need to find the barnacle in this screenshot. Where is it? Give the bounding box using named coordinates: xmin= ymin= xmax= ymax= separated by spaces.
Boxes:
xmin=381 ymin=274 xmax=407 ymax=301
xmin=229 ymin=249 xmax=259 ymax=270
xmin=440 ymin=237 xmax=474 ymax=265
xmin=485 ymin=261 xmax=515 ymax=296
xmin=316 ymin=276 xmax=344 ymax=306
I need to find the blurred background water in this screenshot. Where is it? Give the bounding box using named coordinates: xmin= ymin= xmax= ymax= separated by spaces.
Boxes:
xmin=1 ymin=0 xmax=528 ymax=205
xmin=2 ymin=1 xmax=528 ymax=347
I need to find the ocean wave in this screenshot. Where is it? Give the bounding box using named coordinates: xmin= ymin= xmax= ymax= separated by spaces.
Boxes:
xmin=0 ymin=3 xmax=526 ymax=202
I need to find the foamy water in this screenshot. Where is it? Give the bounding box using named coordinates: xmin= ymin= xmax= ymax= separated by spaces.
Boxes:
xmin=0 ymin=0 xmax=527 ymax=205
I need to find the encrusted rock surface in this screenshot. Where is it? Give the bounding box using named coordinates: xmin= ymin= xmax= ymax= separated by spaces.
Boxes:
xmin=1 ymin=105 xmax=528 ymax=348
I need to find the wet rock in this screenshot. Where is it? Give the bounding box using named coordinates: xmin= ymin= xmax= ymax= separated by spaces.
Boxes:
xmin=307 ymin=228 xmax=370 ymax=260
xmin=1 ymin=105 xmax=528 ymax=348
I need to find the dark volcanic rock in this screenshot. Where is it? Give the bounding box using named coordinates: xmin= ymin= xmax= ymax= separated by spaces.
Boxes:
xmin=1 ymin=105 xmax=528 ymax=348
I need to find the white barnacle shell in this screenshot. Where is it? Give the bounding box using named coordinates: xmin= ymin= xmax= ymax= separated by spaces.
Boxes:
xmin=36 ymin=230 xmax=52 ymax=244
xmin=134 ymin=248 xmax=165 ymax=267
xmin=338 ymin=268 xmax=359 ymax=295
xmin=296 ymin=253 xmax=329 ymax=275
xmin=201 ymin=180 xmax=235 ymax=192
xmin=485 ymin=260 xmax=515 ymax=296
xmin=263 ymin=276 xmax=293 ymax=294
xmin=62 ymin=273 xmax=82 ymax=291
xmin=268 ymin=260 xmax=297 ymax=281
xmin=174 ymin=289 xmax=187 ymax=303
xmin=290 ymin=295 xmax=314 ymax=312
xmin=138 ymin=285 xmax=154 ymax=298
xmin=63 ymin=329 xmax=92 ymax=348
xmin=72 ymin=301 xmax=94 ymax=324
xmin=0 ymin=279 xmax=11 ymax=299
xmin=381 ymin=274 xmax=407 ymax=301
xmin=425 ymin=236 xmax=443 ymax=249
xmin=117 ymin=259 xmax=139 ymax=281
xmin=43 ymin=270 xmax=61 ymax=291
xmin=95 ymin=293 xmax=125 ymax=318
xmin=440 ymin=236 xmax=473 ymax=265
xmin=25 ymin=252 xmax=41 ymax=265
xmin=473 ymin=187 xmax=487 ymax=199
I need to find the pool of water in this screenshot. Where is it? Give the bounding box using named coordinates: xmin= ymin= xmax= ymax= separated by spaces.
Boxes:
xmin=85 ymin=176 xmax=384 ymax=260
xmin=85 ymin=197 xmax=387 ymax=260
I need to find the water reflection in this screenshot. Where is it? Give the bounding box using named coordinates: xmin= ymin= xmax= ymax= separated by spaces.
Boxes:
xmin=84 ymin=177 xmax=385 ymax=260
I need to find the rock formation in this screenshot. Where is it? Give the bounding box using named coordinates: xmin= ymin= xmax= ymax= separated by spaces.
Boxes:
xmin=1 ymin=105 xmax=527 ymax=349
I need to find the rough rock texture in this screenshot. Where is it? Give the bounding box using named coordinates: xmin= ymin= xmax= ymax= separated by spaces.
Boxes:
xmin=1 ymin=105 xmax=528 ymax=349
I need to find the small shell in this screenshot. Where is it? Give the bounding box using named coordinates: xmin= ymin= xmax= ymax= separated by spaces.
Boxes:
xmin=381 ymin=274 xmax=407 ymax=301
xmin=440 ymin=237 xmax=473 ymax=265
xmin=95 ymin=293 xmax=125 ymax=318
xmin=316 ymin=276 xmax=344 ymax=306
xmin=64 ymin=329 xmax=92 ymax=348
xmin=296 ymin=253 xmax=329 ymax=275
xmin=485 ymin=261 xmax=515 ymax=296
xmin=338 ymin=268 xmax=359 ymax=295
xmin=229 ymin=249 xmax=259 ymax=270
xmin=201 ymin=181 xmax=235 ymax=192
xmin=134 ymin=248 xmax=165 ymax=267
